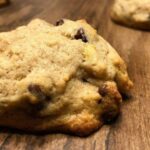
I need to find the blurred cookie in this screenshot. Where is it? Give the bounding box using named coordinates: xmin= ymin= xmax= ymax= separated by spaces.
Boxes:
xmin=111 ymin=0 xmax=150 ymax=30
xmin=0 ymin=0 xmax=9 ymax=7
xmin=0 ymin=19 xmax=133 ymax=136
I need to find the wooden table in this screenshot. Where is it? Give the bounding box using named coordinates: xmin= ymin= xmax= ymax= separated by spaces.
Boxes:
xmin=0 ymin=0 xmax=150 ymax=149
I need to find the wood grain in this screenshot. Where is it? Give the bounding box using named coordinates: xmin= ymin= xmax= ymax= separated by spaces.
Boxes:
xmin=0 ymin=0 xmax=150 ymax=149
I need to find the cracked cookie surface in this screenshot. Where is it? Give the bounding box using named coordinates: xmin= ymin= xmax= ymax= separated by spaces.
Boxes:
xmin=111 ymin=0 xmax=150 ymax=30
xmin=0 ymin=19 xmax=133 ymax=136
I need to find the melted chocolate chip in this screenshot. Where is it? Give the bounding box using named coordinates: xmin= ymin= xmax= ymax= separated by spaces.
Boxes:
xmin=28 ymin=102 xmax=44 ymax=114
xmin=28 ymin=84 xmax=50 ymax=101
xmin=121 ymin=93 xmax=132 ymax=100
xmin=56 ymin=19 xmax=64 ymax=26
xmin=82 ymin=77 xmax=88 ymax=82
xmin=74 ymin=28 xmax=88 ymax=43
xmin=97 ymin=98 xmax=103 ymax=104
xmin=101 ymin=106 xmax=119 ymax=124
xmin=99 ymin=84 xmax=108 ymax=96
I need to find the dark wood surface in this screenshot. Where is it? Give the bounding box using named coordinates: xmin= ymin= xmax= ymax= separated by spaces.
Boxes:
xmin=0 ymin=0 xmax=150 ymax=149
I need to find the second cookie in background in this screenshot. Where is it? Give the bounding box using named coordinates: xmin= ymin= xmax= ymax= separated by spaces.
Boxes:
xmin=111 ymin=0 xmax=150 ymax=30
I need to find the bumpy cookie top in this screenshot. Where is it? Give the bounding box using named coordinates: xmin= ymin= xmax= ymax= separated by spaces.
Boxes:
xmin=0 ymin=19 xmax=133 ymax=135
xmin=111 ymin=0 xmax=150 ymax=29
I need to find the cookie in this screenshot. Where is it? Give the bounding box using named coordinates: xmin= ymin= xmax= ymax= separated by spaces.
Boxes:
xmin=111 ymin=0 xmax=150 ymax=30
xmin=0 ymin=19 xmax=133 ymax=136
xmin=0 ymin=0 xmax=9 ymax=7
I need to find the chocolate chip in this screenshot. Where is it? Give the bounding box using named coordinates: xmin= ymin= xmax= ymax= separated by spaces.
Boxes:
xmin=82 ymin=77 xmax=88 ymax=83
xmin=99 ymin=84 xmax=108 ymax=96
xmin=56 ymin=19 xmax=64 ymax=26
xmin=101 ymin=106 xmax=119 ymax=124
xmin=74 ymin=28 xmax=88 ymax=43
xmin=121 ymin=92 xmax=132 ymax=100
xmin=97 ymin=98 xmax=103 ymax=104
xmin=28 ymin=84 xmax=50 ymax=101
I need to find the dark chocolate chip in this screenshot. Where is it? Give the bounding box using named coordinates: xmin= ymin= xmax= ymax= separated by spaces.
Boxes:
xmin=28 ymin=84 xmax=41 ymax=94
xmin=97 ymin=98 xmax=103 ymax=104
xmin=26 ymin=102 xmax=46 ymax=117
xmin=82 ymin=77 xmax=88 ymax=83
xmin=28 ymin=84 xmax=50 ymax=101
xmin=121 ymin=92 xmax=132 ymax=100
xmin=99 ymin=84 xmax=108 ymax=97
xmin=74 ymin=28 xmax=88 ymax=43
xmin=56 ymin=19 xmax=64 ymax=26
xmin=101 ymin=106 xmax=119 ymax=124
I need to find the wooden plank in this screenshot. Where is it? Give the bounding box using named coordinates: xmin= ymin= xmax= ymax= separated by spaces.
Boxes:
xmin=0 ymin=0 xmax=150 ymax=149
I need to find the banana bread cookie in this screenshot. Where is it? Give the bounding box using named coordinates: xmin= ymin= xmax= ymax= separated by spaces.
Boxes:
xmin=111 ymin=0 xmax=150 ymax=30
xmin=0 ymin=19 xmax=133 ymax=136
